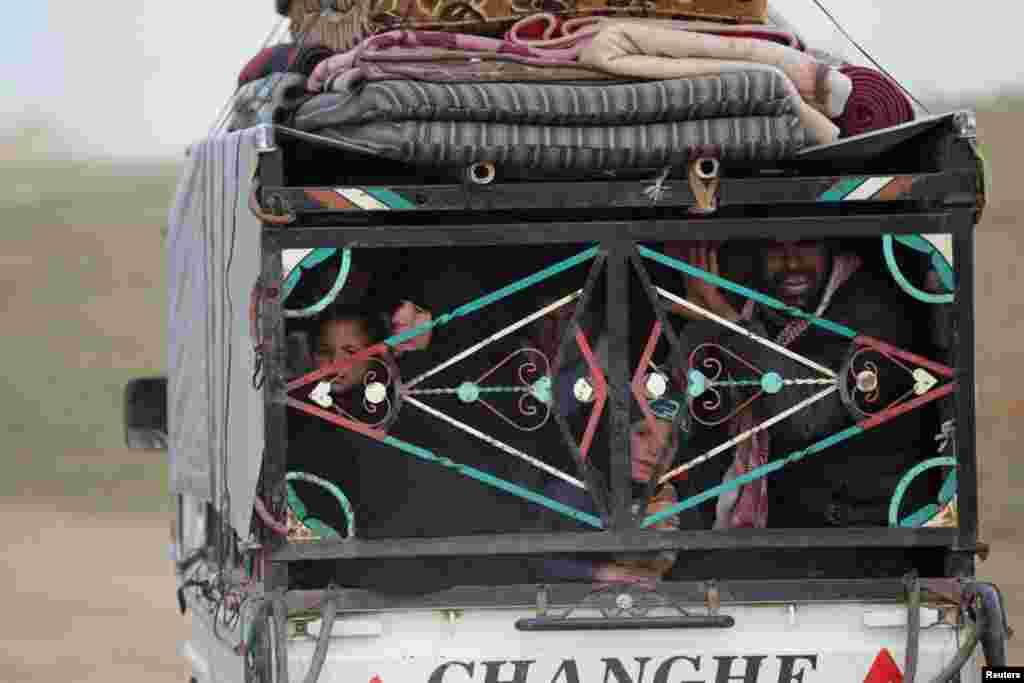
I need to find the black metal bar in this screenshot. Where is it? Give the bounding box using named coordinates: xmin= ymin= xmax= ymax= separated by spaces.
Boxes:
xmin=261 ymin=232 xmax=289 ymax=592
xmin=605 ymin=240 xmax=632 ymax=529
xmin=263 ymin=170 xmax=978 ymax=216
xmin=259 ymin=148 xmax=285 ymax=188
xmin=284 ymin=578 xmax=916 ymax=613
xmin=547 ymin=253 xmax=614 ymax=525
xmin=953 ymin=210 xmax=978 ymax=576
xmin=515 ymin=615 xmax=735 ymax=631
xmin=269 ymin=213 xmax=956 ymax=249
xmin=628 ymin=248 xmax=694 ymax=517
xmin=273 ymin=527 xmax=960 ymax=562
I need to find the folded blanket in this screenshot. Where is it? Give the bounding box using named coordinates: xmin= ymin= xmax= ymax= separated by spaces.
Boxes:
xmin=319 ymin=49 xmax=620 ymax=92
xmin=579 ymin=24 xmax=845 ymax=144
xmin=505 ymin=14 xmax=804 ymax=52
xmin=294 ymin=71 xmax=805 ymax=131
xmin=580 ymin=24 xmax=850 ymax=118
xmin=308 ymin=30 xmax=584 ymax=91
xmin=286 ymin=0 xmax=768 ymax=52
xmin=308 ymin=115 xmax=810 ymax=170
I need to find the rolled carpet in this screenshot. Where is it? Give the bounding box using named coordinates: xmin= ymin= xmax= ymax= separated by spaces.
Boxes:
xmin=238 ymin=44 xmax=335 ymax=88
xmin=834 ymin=65 xmax=914 ymax=137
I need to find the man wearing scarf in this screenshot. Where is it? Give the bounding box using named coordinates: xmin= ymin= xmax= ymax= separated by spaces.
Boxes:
xmin=670 ymin=239 xmax=935 ymax=534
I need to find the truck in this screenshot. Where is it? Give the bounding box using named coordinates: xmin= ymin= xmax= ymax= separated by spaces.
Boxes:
xmin=124 ymin=3 xmax=1012 ymax=681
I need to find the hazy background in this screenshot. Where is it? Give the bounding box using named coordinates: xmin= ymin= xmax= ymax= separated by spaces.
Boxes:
xmin=1 ymin=1 xmax=1022 ymax=680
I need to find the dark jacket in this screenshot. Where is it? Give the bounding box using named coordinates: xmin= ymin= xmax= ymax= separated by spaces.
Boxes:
xmin=678 ymin=263 xmax=939 ymax=530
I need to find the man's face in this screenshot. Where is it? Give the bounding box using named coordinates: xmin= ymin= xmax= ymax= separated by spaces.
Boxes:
xmin=314 ymin=319 xmax=372 ymax=393
xmin=760 ymin=240 xmax=830 ymax=311
xmin=391 ymin=301 xmax=432 ymax=356
xmin=630 ymin=419 xmax=674 ymax=482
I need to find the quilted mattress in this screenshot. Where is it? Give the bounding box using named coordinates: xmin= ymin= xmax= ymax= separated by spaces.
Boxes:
xmin=290 ymin=69 xmax=815 ymax=170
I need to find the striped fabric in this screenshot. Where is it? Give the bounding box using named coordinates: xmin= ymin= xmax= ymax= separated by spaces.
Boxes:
xmin=292 ymin=70 xmax=811 ymax=170
xmin=294 ymin=70 xmax=800 ymax=130
xmin=315 ymin=115 xmax=809 ymax=170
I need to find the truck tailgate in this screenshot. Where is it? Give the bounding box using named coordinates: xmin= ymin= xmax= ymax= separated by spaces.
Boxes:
xmin=280 ymin=602 xmax=976 ymax=683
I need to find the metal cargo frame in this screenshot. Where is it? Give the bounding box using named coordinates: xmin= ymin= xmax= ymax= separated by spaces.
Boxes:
xmin=250 ymin=115 xmax=985 ymax=606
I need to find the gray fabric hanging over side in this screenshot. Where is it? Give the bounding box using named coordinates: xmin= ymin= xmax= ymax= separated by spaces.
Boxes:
xmin=167 ymin=128 xmax=265 ymax=539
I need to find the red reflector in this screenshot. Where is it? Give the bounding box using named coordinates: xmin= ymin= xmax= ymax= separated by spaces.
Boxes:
xmin=864 ymin=648 xmax=903 ymax=683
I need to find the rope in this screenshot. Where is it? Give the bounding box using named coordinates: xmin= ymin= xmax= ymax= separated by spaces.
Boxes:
xmin=210 ymin=17 xmax=291 ymax=136
xmin=300 ymin=596 xmax=338 ymax=683
xmin=928 ymin=618 xmax=979 ymax=682
xmin=905 ymin=573 xmax=921 ymax=683
xmin=808 ymin=0 xmax=931 ymax=115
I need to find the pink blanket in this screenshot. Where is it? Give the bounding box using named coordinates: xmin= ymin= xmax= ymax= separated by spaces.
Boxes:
xmin=308 ymin=31 xmax=583 ymax=91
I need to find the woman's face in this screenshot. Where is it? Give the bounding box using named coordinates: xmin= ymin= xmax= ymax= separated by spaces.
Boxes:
xmin=313 ymin=319 xmax=372 ymax=393
xmin=630 ymin=419 xmax=675 ymax=483
xmin=390 ymin=301 xmax=432 ymax=355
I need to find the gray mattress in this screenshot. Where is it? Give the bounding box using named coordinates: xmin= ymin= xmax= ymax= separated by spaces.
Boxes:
xmin=308 ymin=117 xmax=809 ymax=170
xmin=289 ymin=70 xmax=814 ymax=169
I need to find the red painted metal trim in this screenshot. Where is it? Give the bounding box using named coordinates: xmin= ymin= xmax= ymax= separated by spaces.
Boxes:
xmin=876 ymin=175 xmax=915 ymax=200
xmin=285 ymin=396 xmax=389 ymax=442
xmin=859 ymin=382 xmax=956 ymax=431
xmin=575 ymin=325 xmax=607 ymax=461
xmin=631 ymin=321 xmax=663 ymax=436
xmin=285 ymin=342 xmax=392 ymax=393
xmin=855 ymin=335 xmax=955 ymax=378
xmin=305 ymin=188 xmax=354 ymax=210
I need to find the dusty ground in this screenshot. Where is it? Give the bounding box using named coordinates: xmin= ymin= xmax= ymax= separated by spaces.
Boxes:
xmin=0 ymin=499 xmax=191 ymax=682
xmin=0 ymin=108 xmax=1021 ymax=681
xmin=968 ymin=109 xmax=1024 ymax=665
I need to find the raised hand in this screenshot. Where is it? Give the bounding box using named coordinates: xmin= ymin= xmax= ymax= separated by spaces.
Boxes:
xmin=667 ymin=241 xmax=741 ymax=322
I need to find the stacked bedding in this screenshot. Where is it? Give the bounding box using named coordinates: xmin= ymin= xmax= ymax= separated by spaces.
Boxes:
xmin=230 ymin=1 xmax=916 ymax=172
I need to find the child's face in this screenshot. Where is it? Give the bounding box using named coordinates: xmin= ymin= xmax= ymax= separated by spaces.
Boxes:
xmin=630 ymin=419 xmax=674 ymax=483
xmin=391 ymin=301 xmax=432 ymax=355
xmin=313 ymin=319 xmax=373 ymax=393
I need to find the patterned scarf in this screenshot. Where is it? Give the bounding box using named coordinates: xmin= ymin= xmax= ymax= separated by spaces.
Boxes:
xmin=713 ymin=252 xmax=861 ymax=529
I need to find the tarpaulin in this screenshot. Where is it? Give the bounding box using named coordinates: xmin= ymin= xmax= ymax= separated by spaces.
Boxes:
xmin=168 ymin=128 xmax=265 ymax=539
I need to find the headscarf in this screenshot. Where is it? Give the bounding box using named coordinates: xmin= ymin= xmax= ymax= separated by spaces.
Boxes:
xmin=387 ymin=261 xmax=501 ymax=380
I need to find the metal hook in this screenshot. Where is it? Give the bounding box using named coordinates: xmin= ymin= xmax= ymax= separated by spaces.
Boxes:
xmin=688 ymin=157 xmax=720 ymax=214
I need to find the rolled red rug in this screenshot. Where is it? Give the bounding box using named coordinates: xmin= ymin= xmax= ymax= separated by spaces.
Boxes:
xmin=238 ymin=45 xmax=297 ymax=87
xmin=835 ymin=65 xmax=915 ymax=137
